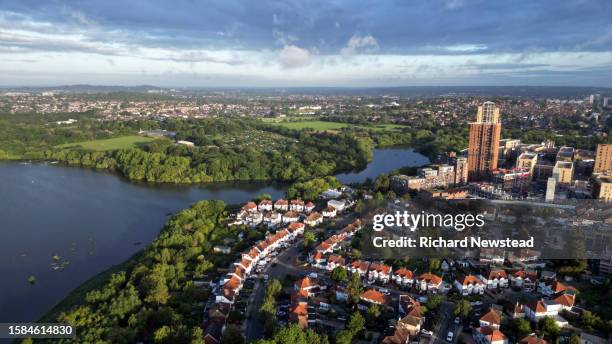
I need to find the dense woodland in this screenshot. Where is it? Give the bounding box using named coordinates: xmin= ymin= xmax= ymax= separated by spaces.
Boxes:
xmin=38 ymin=200 xmax=262 ymax=344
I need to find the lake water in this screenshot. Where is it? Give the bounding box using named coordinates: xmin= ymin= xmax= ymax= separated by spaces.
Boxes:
xmin=0 ymin=147 xmax=428 ymax=323
xmin=335 ymin=147 xmax=429 ymax=184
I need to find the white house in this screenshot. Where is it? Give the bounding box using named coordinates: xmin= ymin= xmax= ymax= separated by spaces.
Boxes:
xmin=455 ymin=275 xmax=485 ymax=295
xmin=368 ymin=262 xmax=392 ymax=283
xmin=274 ymin=199 xmax=289 ymax=211
xmin=479 ymin=309 xmax=501 ymax=329
xmin=479 ymin=269 xmax=509 ymax=289
xmin=304 ymin=212 xmax=323 ymax=226
xmin=283 ymin=211 xmax=299 ymax=223
xmin=348 ymin=260 xmax=370 ymax=276
xmin=290 ymin=199 xmax=305 ymax=212
xmin=416 ymin=273 xmax=443 ymax=292
xmin=322 ymin=206 xmax=337 ymax=218
xmin=326 ymin=255 xmax=346 ymax=271
xmin=393 ymin=268 xmax=414 ymax=286
xmin=305 ymin=202 xmax=316 ymax=213
xmin=327 ymin=199 xmax=346 ymax=211
xmin=258 ymin=199 xmax=273 ymax=211
xmin=263 ymin=211 xmax=282 ymax=226
xmin=510 ymin=270 xmax=538 ymax=291
xmin=524 ymin=299 xmax=561 ymax=321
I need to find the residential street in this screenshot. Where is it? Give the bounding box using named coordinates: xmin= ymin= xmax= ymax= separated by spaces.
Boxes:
xmin=431 ymin=301 xmax=458 ymax=344
xmin=244 ymin=239 xmax=303 ymax=341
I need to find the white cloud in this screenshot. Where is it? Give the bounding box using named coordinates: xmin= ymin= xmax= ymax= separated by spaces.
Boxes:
xmin=340 ymin=34 xmax=379 ymax=55
xmin=278 ymin=44 xmax=312 ymax=68
xmin=444 ymin=0 xmax=465 ymax=10
xmin=443 ymin=44 xmax=488 ymax=52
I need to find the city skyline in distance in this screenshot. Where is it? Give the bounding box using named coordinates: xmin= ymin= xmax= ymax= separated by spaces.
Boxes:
xmin=1 ymin=1 xmax=612 ymax=87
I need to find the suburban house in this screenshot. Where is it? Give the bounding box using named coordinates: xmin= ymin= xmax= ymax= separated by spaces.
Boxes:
xmin=287 ymin=222 xmax=305 ymax=236
xmin=511 ymin=270 xmax=538 ymax=291
xmin=263 ymin=211 xmax=282 ymax=226
xmin=416 ymin=273 xmax=443 ymax=292
xmin=524 ymin=299 xmax=562 ymax=321
xmin=553 ymin=293 xmax=575 ymax=310
xmin=258 ymin=199 xmax=273 ymax=211
xmin=289 ymin=302 xmax=309 ymax=329
xmin=305 ymin=201 xmax=315 ymax=212
xmin=290 ymin=199 xmax=305 ymax=212
xmin=294 ymin=277 xmax=318 ymax=298
xmin=242 ymin=201 xmax=258 ymax=213
xmin=393 ymin=268 xmax=414 ymax=287
xmin=479 ymin=269 xmax=509 ymax=289
xmin=326 ymin=255 xmax=346 ymax=271
xmin=360 ymin=289 xmax=390 ymax=306
xmin=327 ymin=199 xmax=347 ymax=211
xmin=479 ymin=309 xmax=502 ymax=329
xmin=348 ymin=260 xmax=370 ymax=276
xmin=455 ymin=274 xmax=485 ymax=295
xmin=322 ymin=206 xmax=337 ymax=218
xmin=368 ymin=262 xmax=392 ymax=283
xmin=538 ymin=280 xmax=572 ymax=297
xmin=474 ymin=327 xmax=508 ymax=344
xmin=304 ymin=212 xmax=323 ymax=226
xmin=510 ymin=302 xmax=525 ymax=319
xmin=283 ymin=211 xmax=299 ymax=223
xmin=274 ymin=199 xmax=289 ymax=211
xmin=519 ymin=334 xmax=548 ymax=344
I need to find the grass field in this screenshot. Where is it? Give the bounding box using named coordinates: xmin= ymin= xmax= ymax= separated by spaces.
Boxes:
xmin=270 ymin=120 xmax=406 ymax=132
xmin=57 ymin=135 xmax=156 ymax=151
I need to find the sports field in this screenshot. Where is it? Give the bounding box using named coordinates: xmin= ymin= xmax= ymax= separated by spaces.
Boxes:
xmin=271 ymin=120 xmax=405 ymax=132
xmin=56 ymin=135 xmax=156 ymax=151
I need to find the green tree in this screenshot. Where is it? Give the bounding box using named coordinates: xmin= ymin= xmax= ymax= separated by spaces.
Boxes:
xmin=221 ymin=325 xmax=245 ymax=344
xmin=427 ymin=294 xmax=442 ymax=310
xmin=330 ymin=266 xmax=348 ymax=282
xmin=303 ymin=232 xmax=315 ymax=248
xmin=512 ymin=318 xmax=532 ymax=339
xmin=538 ymin=316 xmax=560 ymax=339
xmin=366 ymin=304 xmax=382 ymax=326
xmin=453 ymin=299 xmax=471 ymax=320
xmin=347 ymin=273 xmax=363 ymax=304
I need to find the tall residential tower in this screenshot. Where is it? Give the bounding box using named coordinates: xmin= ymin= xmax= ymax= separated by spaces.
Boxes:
xmin=467 ymin=102 xmax=502 ymax=181
xmin=594 ymin=144 xmax=612 ymax=175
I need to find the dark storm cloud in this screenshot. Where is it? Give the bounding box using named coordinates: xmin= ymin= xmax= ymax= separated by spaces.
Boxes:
xmin=1 ymin=0 xmax=611 ymax=54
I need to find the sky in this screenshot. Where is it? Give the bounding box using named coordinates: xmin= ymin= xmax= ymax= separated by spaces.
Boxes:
xmin=1 ymin=0 xmax=612 ymax=87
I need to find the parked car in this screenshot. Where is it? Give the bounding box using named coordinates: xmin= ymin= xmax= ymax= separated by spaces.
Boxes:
xmin=421 ymin=329 xmax=433 ymax=337
xmin=454 ymin=317 xmax=461 ymax=324
xmin=446 ymin=332 xmax=454 ymax=342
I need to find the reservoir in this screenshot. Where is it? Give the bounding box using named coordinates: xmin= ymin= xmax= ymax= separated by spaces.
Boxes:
xmin=335 ymin=147 xmax=429 ymax=184
xmin=0 ymin=147 xmax=428 ymax=322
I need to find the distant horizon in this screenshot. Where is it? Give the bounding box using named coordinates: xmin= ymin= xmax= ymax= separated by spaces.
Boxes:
xmin=2 ymin=84 xmax=612 ymax=91
xmin=2 ymin=1 xmax=612 ymax=87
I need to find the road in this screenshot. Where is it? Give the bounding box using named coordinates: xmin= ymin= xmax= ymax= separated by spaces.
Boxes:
xmin=431 ymin=301 xmax=461 ymax=344
xmin=244 ymin=239 xmax=303 ymax=341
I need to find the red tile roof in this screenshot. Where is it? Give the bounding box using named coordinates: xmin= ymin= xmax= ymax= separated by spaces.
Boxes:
xmin=519 ymin=334 xmax=548 ymax=344
xmin=480 ymin=309 xmax=501 ymax=325
xmin=553 ymin=293 xmax=575 ymax=307
xmin=479 ymin=327 xmax=506 ymax=342
xmin=457 ymin=274 xmax=484 ymax=286
xmin=487 ymin=269 xmax=508 ymax=279
xmin=526 ymin=299 xmax=547 ymax=313
xmin=360 ymin=289 xmax=388 ymax=305
xmin=243 ymin=201 xmax=257 ymax=210
xmin=395 ymin=268 xmax=414 ymax=279
xmin=370 ymin=262 xmax=392 ymax=274
xmin=418 ymin=272 xmax=442 ymax=285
